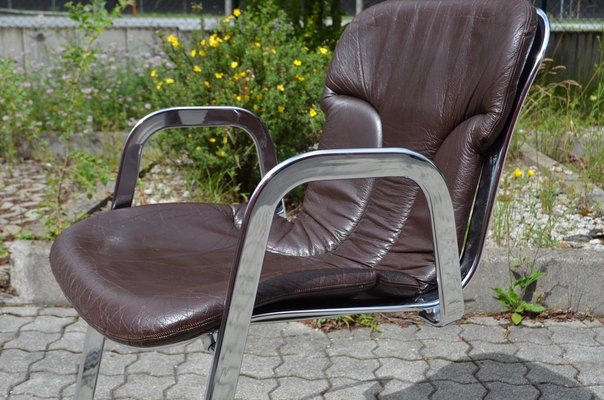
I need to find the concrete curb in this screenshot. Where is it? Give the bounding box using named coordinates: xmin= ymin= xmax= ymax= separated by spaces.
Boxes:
xmin=2 ymin=240 xmax=603 ymax=315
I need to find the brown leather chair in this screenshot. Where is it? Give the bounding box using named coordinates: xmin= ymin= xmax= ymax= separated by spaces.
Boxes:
xmin=50 ymin=0 xmax=549 ymax=398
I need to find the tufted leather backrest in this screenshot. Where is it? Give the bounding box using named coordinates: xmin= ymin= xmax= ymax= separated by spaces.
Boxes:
xmin=268 ymin=0 xmax=537 ymax=290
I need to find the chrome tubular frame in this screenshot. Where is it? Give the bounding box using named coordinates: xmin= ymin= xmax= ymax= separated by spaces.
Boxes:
xmin=74 ymin=326 xmax=105 ymax=400
xmin=206 ymin=148 xmax=464 ymax=400
xmin=111 ymin=106 xmax=279 ymax=210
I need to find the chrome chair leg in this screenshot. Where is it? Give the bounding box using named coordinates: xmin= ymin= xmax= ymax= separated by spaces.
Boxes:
xmin=74 ymin=326 xmax=106 ymax=400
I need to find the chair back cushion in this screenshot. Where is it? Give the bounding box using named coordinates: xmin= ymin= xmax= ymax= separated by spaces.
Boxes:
xmin=268 ymin=0 xmax=538 ymax=292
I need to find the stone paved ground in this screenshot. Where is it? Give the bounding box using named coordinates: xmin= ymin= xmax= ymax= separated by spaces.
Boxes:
xmin=1 ymin=306 xmax=603 ymax=400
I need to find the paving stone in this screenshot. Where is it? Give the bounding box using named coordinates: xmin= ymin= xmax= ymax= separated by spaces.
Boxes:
xmin=460 ymin=324 xmax=509 ymax=343
xmin=241 ymin=354 xmax=282 ymax=379
xmin=112 ymin=373 xmax=175 ymax=399
xmin=47 ymin=330 xmax=85 ymax=352
xmin=595 ymin=328 xmax=604 ymax=346
xmin=21 ymin=315 xmax=75 ymax=333
xmin=483 ymin=382 xmax=538 ymax=399
xmin=0 ymin=315 xmax=34 ymax=333
xmin=245 ymin=335 xmax=286 ymax=357
xmin=326 ymin=335 xmax=376 ymax=358
xmin=515 ymin=342 xmax=564 ymax=364
xmin=279 ymin=335 xmax=327 ymax=357
xmin=576 ymin=363 xmax=604 ymax=386
xmin=99 ymin=351 xmax=138 ymax=377
xmin=3 ymin=331 xmax=61 ymax=352
xmin=372 ymin=339 xmax=423 ymax=360
xmin=127 ymin=351 xmax=184 ymax=376
xmin=375 ymin=358 xmax=428 ymax=383
xmin=475 ymin=360 xmax=528 ymax=384
xmin=420 ymin=338 xmax=470 ymax=360
xmin=525 ymin=362 xmax=579 ymax=386
xmin=326 ymin=356 xmax=379 ymax=381
xmin=9 ymin=371 xmax=74 ymax=398
xmin=38 ymin=307 xmax=77 ymax=318
xmin=561 ymin=344 xmax=604 ymax=364
xmin=371 ymin=323 xmax=419 ymax=341
xmin=176 ymin=352 xmax=213 ymax=376
xmin=0 ymin=306 xmax=40 ymax=317
xmin=270 ymin=377 xmax=327 ymax=400
xmin=425 ymin=359 xmax=478 ymax=384
xmin=431 ymin=381 xmax=487 ymax=400
xmin=0 ymin=349 xmax=44 ymax=373
xmin=549 ymin=325 xmax=600 ymax=346
xmin=587 ymin=385 xmax=604 ymax=399
xmin=164 ymin=373 xmax=206 ymax=400
xmin=324 ymin=378 xmax=381 ymax=400
xmin=248 ymin=322 xmax=288 ymax=338
xmin=507 ymin=325 xmax=553 ymax=344
xmin=237 ymin=376 xmax=278 ymax=400
xmin=414 ymin=324 xmax=462 ymax=341
xmin=468 ymin=341 xmax=519 ymax=358
xmin=30 ymin=350 xmax=79 ymax=375
xmin=377 ymin=379 xmax=434 ymax=399
xmin=274 ymin=354 xmax=326 ymax=380
xmin=537 ymin=383 xmax=595 ymax=400
xmin=0 ymin=372 xmax=25 ymax=398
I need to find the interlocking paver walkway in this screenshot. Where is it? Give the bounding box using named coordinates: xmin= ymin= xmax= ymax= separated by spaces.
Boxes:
xmin=1 ymin=305 xmax=603 ymax=399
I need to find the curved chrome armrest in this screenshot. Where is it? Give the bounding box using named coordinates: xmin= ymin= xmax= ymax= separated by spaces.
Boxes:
xmin=111 ymin=106 xmax=278 ymax=210
xmin=207 ymin=147 xmax=464 ymax=400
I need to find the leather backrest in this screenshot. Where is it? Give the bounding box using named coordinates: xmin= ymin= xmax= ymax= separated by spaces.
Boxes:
xmin=268 ymin=0 xmax=537 ymax=286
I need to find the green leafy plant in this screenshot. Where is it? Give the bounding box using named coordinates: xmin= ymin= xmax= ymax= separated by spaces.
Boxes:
xmin=493 ymin=270 xmax=546 ymax=325
xmin=311 ymin=314 xmax=383 ymax=332
xmin=148 ymin=2 xmax=330 ymax=201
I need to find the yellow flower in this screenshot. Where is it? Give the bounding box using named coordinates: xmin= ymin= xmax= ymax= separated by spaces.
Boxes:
xmin=209 ymin=34 xmax=222 ymax=47
xmin=513 ymin=168 xmax=523 ymax=178
xmin=223 ymin=136 xmax=228 ymax=144
xmin=230 ymin=61 xmax=239 ymax=69
xmin=276 ymin=84 xmax=285 ymax=92
xmin=253 ymin=104 xmax=259 ymax=111
xmin=214 ymin=72 xmax=224 ymax=79
xmin=209 ymin=137 xmax=217 ymax=143
xmin=223 ymin=16 xmax=234 ymax=23
xmin=527 ymin=169 xmax=536 ymax=177
xmin=217 ymin=150 xmax=226 ymax=157
xmin=278 ymin=105 xmax=285 ymax=113
xmin=195 ymin=146 xmax=202 ymax=152
xmin=156 ymin=82 xmax=163 ymax=90
xmin=590 ymin=95 xmax=598 ymax=102
xmin=165 ymin=78 xmax=175 ymax=84
xmin=256 ymin=94 xmax=263 ymax=100
xmin=167 ymin=34 xmax=179 ymax=48
xmin=190 ymin=49 xmax=197 ymax=57
xmin=193 ymin=65 xmax=202 ymax=73
xmin=150 ymin=69 xmax=157 ymax=77
xmin=224 ymin=34 xmax=231 ymax=41
xmin=295 ymin=74 xmax=305 ymax=81
xmin=293 ymin=59 xmax=302 ymax=66
xmin=204 ymin=81 xmax=211 ymax=88
xmin=254 ymin=42 xmax=262 ymax=48
xmin=236 ymin=95 xmax=242 ymax=101
xmin=309 ymin=108 xmax=317 ymax=117
xmin=239 ymin=71 xmax=247 ymax=78
xmin=200 ymin=39 xmax=207 ymax=47
xmin=199 ymin=50 xmax=206 ymax=57
xmin=233 ymin=8 xmax=241 ymax=17
xmin=271 ymin=49 xmax=277 ymax=55
xmin=318 ymin=47 xmax=328 ymax=55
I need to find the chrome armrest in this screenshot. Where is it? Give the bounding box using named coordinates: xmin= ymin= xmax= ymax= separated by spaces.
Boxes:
xmin=206 ymin=147 xmax=464 ymax=400
xmin=111 ymin=106 xmax=278 ymax=210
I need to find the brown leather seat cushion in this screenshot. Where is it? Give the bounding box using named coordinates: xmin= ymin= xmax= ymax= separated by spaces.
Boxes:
xmin=50 ymin=203 xmax=383 ymax=347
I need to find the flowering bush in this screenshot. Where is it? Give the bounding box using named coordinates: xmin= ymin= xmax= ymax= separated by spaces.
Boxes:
xmin=0 ymin=59 xmax=38 ymax=162
xmin=147 ymin=2 xmax=331 ymax=200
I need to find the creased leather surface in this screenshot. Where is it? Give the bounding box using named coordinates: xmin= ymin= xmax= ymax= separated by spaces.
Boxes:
xmin=50 ymin=0 xmax=537 ymax=347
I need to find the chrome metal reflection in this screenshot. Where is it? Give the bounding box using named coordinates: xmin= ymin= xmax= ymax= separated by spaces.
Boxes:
xmin=205 ymin=148 xmax=464 ymax=400
xmin=111 ymin=107 xmax=278 ymax=210
xmin=74 ymin=326 xmax=106 ymax=400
